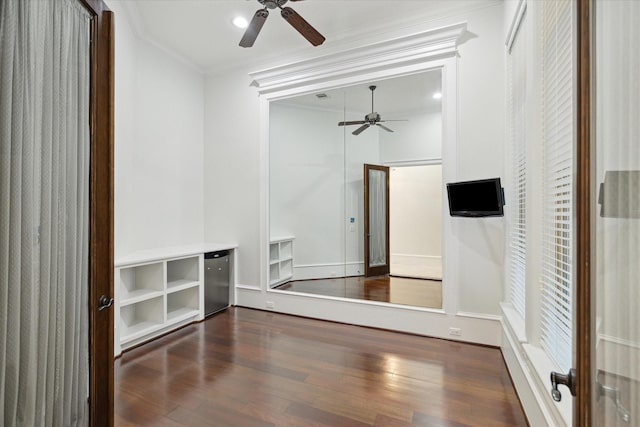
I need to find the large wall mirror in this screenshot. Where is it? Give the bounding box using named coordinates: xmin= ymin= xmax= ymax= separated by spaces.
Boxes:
xmin=269 ymin=70 xmax=444 ymax=310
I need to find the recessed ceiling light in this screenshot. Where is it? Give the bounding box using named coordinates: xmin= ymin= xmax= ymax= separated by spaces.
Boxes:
xmin=233 ymin=16 xmax=249 ymax=29
xmin=433 ymin=92 xmax=443 ymax=100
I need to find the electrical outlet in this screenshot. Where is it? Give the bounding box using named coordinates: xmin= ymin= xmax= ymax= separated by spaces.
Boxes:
xmin=266 ymin=301 xmax=275 ymax=309
xmin=449 ymin=327 xmax=462 ymax=336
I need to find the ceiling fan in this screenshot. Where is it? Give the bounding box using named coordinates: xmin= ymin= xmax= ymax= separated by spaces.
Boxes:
xmin=239 ymin=0 xmax=326 ymax=48
xmin=338 ymin=86 xmax=408 ymax=136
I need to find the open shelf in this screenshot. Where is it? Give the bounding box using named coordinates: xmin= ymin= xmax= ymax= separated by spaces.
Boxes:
xmin=119 ymin=296 xmax=165 ymax=343
xmin=167 ymin=279 xmax=199 ymax=294
xmin=269 ymin=244 xmax=279 ymax=263
xmin=280 ymin=259 xmax=293 ymax=278
xmin=167 ymin=287 xmax=199 ymax=324
xmin=167 ymin=256 xmax=199 ymax=285
xmin=119 ymin=262 xmax=163 ymax=301
xmin=120 ymin=289 xmax=164 ymax=307
xmin=269 ymin=237 xmax=294 ymax=288
xmin=280 ymin=240 xmax=292 ymax=259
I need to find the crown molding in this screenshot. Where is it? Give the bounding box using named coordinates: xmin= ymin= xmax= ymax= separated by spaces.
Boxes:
xmin=113 ymin=0 xmax=205 ymax=75
xmin=249 ymin=22 xmax=467 ymax=96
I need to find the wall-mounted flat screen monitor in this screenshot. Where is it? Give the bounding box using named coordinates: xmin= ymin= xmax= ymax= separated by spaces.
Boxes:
xmin=446 ymin=178 xmax=504 ymax=217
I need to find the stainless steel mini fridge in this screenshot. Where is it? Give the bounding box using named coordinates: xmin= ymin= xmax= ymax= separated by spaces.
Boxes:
xmin=204 ymin=250 xmax=230 ymax=316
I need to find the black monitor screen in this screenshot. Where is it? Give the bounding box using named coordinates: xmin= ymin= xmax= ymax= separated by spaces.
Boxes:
xmin=446 ymin=178 xmax=504 ymax=217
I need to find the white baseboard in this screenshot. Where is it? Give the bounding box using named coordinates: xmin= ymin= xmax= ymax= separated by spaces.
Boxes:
xmin=390 ymin=253 xmax=442 ymax=279
xmin=236 ymin=287 xmax=502 ymax=346
xmin=292 ymin=261 xmax=364 ymax=280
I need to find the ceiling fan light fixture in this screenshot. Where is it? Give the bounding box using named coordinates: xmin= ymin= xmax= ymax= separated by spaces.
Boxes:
xmin=239 ymin=0 xmax=325 ymax=48
xmin=233 ymin=16 xmax=249 ymax=28
xmin=433 ymin=92 xmax=443 ymax=100
xmin=337 ymin=85 xmax=408 ymax=136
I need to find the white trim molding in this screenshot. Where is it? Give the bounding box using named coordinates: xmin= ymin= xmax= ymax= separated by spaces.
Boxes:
xmin=384 ymin=158 xmax=443 ymax=167
xmin=505 ymin=0 xmax=527 ymax=53
xmin=249 ymin=23 xmax=467 ymax=96
xmin=501 ymin=303 xmax=570 ymax=427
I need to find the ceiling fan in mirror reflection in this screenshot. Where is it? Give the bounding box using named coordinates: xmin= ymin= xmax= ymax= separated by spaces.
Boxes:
xmin=239 ymin=0 xmax=326 ymax=48
xmin=338 ymin=86 xmax=409 ymax=136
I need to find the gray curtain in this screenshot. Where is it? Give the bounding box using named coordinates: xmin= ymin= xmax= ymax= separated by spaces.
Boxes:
xmin=0 ymin=0 xmax=91 ymax=425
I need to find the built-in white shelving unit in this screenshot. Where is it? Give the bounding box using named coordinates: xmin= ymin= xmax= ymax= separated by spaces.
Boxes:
xmin=269 ymin=237 xmax=294 ymax=288
xmin=114 ymin=243 xmax=236 ymax=356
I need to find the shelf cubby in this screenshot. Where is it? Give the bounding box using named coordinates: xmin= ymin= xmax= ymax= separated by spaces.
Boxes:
xmin=167 ymin=256 xmax=199 ymax=291
xmin=167 ymin=287 xmax=200 ymax=324
xmin=119 ymin=262 xmax=164 ymax=305
xmin=269 ymin=237 xmax=294 ymax=288
xmin=280 ymin=240 xmax=292 ymax=260
xmin=269 ymin=244 xmax=279 ymax=263
xmin=119 ymin=296 xmax=165 ymax=343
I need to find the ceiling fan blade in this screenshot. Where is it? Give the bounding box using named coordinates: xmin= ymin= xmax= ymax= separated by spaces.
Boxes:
xmin=338 ymin=120 xmax=366 ymax=126
xmin=379 ymin=119 xmax=409 ymax=122
xmin=280 ymin=6 xmax=325 ymax=46
xmin=239 ymin=9 xmax=269 ymax=48
xmin=352 ymin=124 xmax=370 ymax=135
xmin=376 ymin=123 xmax=394 ymax=133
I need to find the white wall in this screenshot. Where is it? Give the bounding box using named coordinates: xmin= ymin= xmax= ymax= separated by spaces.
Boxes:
xmin=453 ymin=5 xmax=505 ymax=316
xmin=204 ymin=4 xmax=505 ymax=317
xmin=390 ymin=164 xmax=443 ymax=279
xmin=203 ymin=71 xmax=261 ymax=287
xmin=380 ymin=111 xmax=442 ymax=163
xmin=108 ymin=1 xmax=206 ymax=258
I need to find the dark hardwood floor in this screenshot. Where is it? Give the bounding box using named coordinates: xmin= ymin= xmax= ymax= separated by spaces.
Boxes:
xmin=115 ymin=307 xmax=527 ymax=427
xmin=275 ymin=276 xmax=442 ymax=309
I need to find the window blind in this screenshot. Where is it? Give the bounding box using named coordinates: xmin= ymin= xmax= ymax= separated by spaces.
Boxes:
xmin=540 ymin=0 xmax=574 ymax=372
xmin=507 ymin=13 xmax=527 ymax=319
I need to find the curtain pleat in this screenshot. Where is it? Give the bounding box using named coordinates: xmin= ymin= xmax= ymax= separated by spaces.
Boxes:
xmin=0 ymin=0 xmax=91 ymax=426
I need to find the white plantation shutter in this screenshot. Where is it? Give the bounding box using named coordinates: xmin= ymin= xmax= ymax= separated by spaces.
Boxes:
xmin=507 ymin=13 xmax=527 ymax=319
xmin=540 ymin=0 xmax=574 ymax=372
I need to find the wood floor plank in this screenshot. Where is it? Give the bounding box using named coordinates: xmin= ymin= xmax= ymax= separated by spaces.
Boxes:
xmin=285 ymin=402 xmax=371 ymax=427
xmin=115 ymin=307 xmax=527 ymax=426
xmin=275 ymin=276 xmax=442 ymax=309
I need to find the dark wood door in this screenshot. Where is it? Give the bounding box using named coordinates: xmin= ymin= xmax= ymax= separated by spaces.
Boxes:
xmin=364 ymin=164 xmax=390 ymax=277
xmin=81 ymin=1 xmax=115 ymax=425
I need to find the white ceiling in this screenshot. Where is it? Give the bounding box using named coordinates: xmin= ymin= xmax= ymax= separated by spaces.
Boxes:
xmin=114 ymin=0 xmax=500 ymax=73
xmin=278 ymin=70 xmax=443 ymax=116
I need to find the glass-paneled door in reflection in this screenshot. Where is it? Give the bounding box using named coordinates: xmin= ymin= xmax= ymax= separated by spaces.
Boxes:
xmin=364 ymin=164 xmax=390 ymax=277
xmin=592 ymin=0 xmax=640 ymax=424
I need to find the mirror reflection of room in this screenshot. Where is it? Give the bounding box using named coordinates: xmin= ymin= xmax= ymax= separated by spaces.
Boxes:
xmin=269 ymin=71 xmax=444 ymax=309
